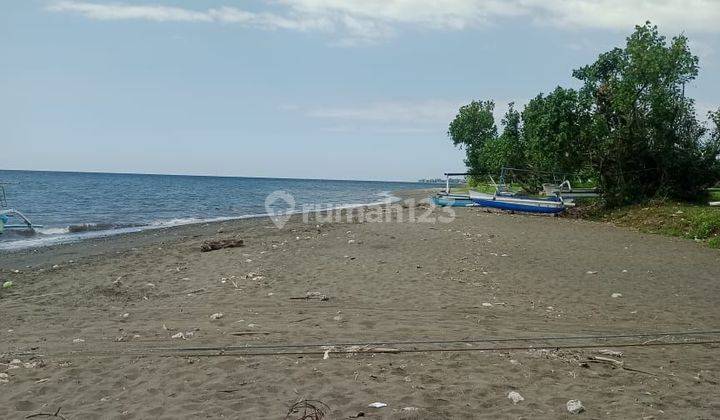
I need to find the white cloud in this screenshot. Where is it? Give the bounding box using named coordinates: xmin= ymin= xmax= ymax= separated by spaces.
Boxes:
xmin=47 ymin=1 xmax=333 ymax=32
xmin=47 ymin=2 xmax=212 ymax=22
xmin=305 ymin=100 xmax=465 ymax=123
xmin=48 ymin=0 xmax=720 ymax=45
xmin=280 ymin=0 xmax=720 ymax=33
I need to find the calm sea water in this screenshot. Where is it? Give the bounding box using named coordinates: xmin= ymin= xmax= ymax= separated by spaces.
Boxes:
xmin=0 ymin=170 xmax=427 ymax=250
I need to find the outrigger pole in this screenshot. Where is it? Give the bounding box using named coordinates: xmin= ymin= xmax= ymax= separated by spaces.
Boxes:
xmin=443 ymin=172 xmax=471 ymax=194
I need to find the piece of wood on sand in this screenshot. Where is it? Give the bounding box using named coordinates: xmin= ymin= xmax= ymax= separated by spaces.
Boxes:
xmin=200 ymin=238 xmax=244 ymax=252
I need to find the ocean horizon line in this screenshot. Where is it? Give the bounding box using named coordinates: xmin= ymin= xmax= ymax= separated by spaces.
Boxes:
xmin=0 ymin=168 xmax=433 ymax=185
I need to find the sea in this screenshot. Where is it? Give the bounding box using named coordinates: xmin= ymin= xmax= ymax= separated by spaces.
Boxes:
xmin=0 ymin=170 xmax=428 ymax=251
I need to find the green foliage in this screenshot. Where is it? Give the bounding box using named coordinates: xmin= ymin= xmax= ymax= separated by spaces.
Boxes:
xmin=573 ymin=22 xmax=711 ymax=204
xmin=709 ymin=236 xmax=720 ymax=249
xmin=522 ymin=88 xmax=594 ymax=173
xmin=447 ymin=22 xmax=720 ymax=205
xmin=447 ymin=100 xmax=497 ymax=175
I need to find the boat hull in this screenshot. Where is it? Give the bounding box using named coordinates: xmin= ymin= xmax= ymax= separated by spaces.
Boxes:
xmin=470 ymin=192 xmax=565 ymax=214
xmin=431 ymin=195 xmax=478 ymax=207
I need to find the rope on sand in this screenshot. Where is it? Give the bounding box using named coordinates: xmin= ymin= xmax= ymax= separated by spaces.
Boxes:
xmin=10 ymin=330 xmax=720 ymax=358
xmin=146 ymin=329 xmax=720 ymax=352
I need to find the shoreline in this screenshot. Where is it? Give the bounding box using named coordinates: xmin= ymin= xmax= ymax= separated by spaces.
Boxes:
xmin=0 ymin=188 xmax=435 ymax=270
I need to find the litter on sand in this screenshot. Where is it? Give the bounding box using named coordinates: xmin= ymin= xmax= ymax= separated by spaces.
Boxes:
xmin=368 ymin=402 xmax=387 ymax=408
xmin=566 ymin=399 xmax=585 ymax=414
xmin=200 ymin=238 xmax=244 ymax=252
xmin=598 ymin=349 xmax=623 ymax=357
xmin=507 ymin=391 xmax=525 ymax=404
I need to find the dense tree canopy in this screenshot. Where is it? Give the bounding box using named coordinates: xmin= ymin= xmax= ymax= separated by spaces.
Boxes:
xmin=448 ymin=22 xmax=720 ymax=204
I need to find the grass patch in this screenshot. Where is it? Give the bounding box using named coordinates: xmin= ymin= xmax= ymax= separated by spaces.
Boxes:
xmin=586 ymin=200 xmax=720 ymax=248
xmin=709 ymin=189 xmax=720 ymax=201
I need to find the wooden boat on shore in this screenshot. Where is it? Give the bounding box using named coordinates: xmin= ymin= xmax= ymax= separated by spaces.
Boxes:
xmin=469 ymin=191 xmax=566 ymax=214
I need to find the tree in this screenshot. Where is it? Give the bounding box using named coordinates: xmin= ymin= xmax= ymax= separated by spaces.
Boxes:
xmin=447 ymin=22 xmax=720 ymax=204
xmin=447 ymin=100 xmax=497 ymax=175
xmin=521 ymin=87 xmax=593 ymax=174
xmin=573 ymin=22 xmax=712 ymax=203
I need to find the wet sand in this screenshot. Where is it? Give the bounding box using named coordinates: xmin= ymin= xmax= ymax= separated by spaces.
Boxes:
xmin=1 ymin=189 xmax=719 ymax=419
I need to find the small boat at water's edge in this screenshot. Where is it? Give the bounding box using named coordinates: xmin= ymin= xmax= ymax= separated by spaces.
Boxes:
xmin=469 ymin=191 xmax=565 ymax=214
xmin=1 ymin=183 xmax=41 ymax=234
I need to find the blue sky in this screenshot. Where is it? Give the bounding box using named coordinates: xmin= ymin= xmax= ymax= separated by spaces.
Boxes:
xmin=1 ymin=1 xmax=719 ymax=181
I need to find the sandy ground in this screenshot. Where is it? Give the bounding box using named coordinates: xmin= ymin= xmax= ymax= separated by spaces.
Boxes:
xmin=1 ymin=189 xmax=720 ymax=419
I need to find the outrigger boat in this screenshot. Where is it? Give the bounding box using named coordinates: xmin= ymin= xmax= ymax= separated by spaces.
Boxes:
xmin=431 ymin=193 xmax=477 ymax=207
xmin=430 ymin=172 xmax=479 ymax=207
xmin=469 ymin=168 xmax=568 ymax=214
xmin=0 ymin=183 xmax=41 ymax=234
xmin=469 ymin=190 xmax=566 ymax=214
xmin=542 ymin=180 xmax=600 ymax=199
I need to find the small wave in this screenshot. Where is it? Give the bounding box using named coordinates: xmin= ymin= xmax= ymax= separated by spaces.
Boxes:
xmin=0 ymin=194 xmax=405 ymax=251
xmin=375 ymin=190 xmax=401 ymax=204
xmin=68 ymin=223 xmax=145 ymax=233
xmin=36 ymin=226 xmax=70 ymax=235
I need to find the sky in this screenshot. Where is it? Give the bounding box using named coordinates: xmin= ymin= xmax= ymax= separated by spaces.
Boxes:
xmin=1 ymin=1 xmax=719 ymax=181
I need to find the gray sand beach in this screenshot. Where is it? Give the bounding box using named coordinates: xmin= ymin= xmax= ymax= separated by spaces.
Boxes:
xmin=1 ymin=190 xmax=719 ymax=419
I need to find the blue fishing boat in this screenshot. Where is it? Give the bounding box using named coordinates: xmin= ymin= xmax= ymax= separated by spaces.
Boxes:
xmin=469 ymin=191 xmax=565 ymax=214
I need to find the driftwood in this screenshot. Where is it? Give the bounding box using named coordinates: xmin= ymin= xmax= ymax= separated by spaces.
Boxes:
xmin=26 ymin=407 xmax=67 ymax=419
xmin=200 ymin=238 xmax=244 ymax=252
xmin=586 ymin=356 xmax=656 ymax=376
xmin=289 ymin=292 xmax=329 ymax=301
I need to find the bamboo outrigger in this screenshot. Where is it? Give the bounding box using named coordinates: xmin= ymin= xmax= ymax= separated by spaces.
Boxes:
xmin=0 ymin=183 xmax=41 ymax=234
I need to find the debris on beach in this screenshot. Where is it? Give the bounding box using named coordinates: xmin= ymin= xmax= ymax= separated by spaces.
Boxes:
xmin=240 ymin=272 xmax=264 ymax=282
xmin=566 ymin=399 xmax=585 ymax=414
xmin=289 ymin=291 xmax=330 ymax=301
xmin=344 ymin=345 xmax=400 ymax=354
xmin=586 ymin=270 xmax=598 ymax=274
xmin=587 ymin=355 xmax=624 ymax=368
xmin=72 ymin=338 xmax=85 ymax=344
xmin=200 ymin=238 xmax=244 ymax=252
xmin=611 ymin=293 xmax=623 ymax=298
xmin=210 ymin=313 xmax=224 ymax=320
xmin=597 ymin=349 xmax=623 ymax=357
xmin=171 ymin=331 xmax=194 ymax=340
xmin=0 ymin=372 xmax=9 ymax=383
xmin=507 ymin=391 xmax=525 ymax=404
xmin=285 ymin=399 xmax=330 ymax=420
xmin=482 ymin=302 xmax=493 ymax=307
xmin=368 ymin=402 xmax=387 ymax=408
xmin=2 ymin=281 xmax=13 ymax=289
